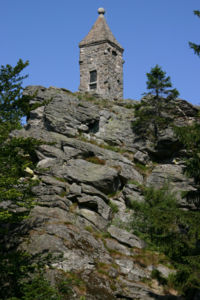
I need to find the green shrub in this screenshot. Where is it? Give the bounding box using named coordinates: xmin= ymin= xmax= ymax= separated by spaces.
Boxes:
xmin=132 ymin=99 xmax=173 ymax=139
xmin=131 ymin=185 xmax=200 ymax=296
xmin=124 ymin=103 xmax=135 ymax=109
xmin=21 ymin=274 xmax=61 ymax=300
xmin=109 ymin=201 xmax=119 ymax=213
xmin=151 ymin=269 xmax=167 ymax=285
xmin=174 ymin=123 xmax=200 ymax=183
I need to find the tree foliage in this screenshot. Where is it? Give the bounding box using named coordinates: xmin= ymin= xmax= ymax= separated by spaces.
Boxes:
xmin=131 ymin=186 xmax=200 ymax=297
xmin=0 ymin=59 xmax=41 ymax=223
xmin=145 ymin=65 xmax=179 ymax=99
xmin=0 ymin=60 xmax=44 ymax=299
xmin=174 ymin=122 xmax=200 ymax=184
xmin=21 ymin=274 xmax=62 ymax=300
xmin=189 ymin=10 xmax=200 ymax=56
xmin=132 ymin=99 xmax=173 ymax=139
xmin=0 ymin=59 xmax=30 ymax=138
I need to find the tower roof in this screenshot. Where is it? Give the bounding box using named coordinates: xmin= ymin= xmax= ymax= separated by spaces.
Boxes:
xmin=79 ymin=8 xmax=124 ymax=52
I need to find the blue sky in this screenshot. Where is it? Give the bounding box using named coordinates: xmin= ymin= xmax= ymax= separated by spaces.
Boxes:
xmin=1 ymin=0 xmax=200 ymax=104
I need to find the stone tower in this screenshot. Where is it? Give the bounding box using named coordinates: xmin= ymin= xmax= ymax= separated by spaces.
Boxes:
xmin=79 ymin=8 xmax=124 ymax=100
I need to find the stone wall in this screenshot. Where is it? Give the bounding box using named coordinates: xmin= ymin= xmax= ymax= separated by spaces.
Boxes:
xmin=79 ymin=42 xmax=123 ymax=100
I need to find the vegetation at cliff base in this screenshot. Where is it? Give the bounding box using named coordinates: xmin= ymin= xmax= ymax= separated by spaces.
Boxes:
xmin=131 ymin=185 xmax=200 ymax=297
xmin=174 ymin=122 xmax=200 ymax=184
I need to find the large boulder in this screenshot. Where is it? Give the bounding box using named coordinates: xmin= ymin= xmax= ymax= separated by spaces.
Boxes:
xmin=53 ymin=159 xmax=120 ymax=195
xmin=107 ymin=225 xmax=145 ymax=249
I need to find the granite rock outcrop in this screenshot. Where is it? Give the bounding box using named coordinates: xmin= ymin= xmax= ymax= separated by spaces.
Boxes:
xmin=8 ymin=86 xmax=200 ymax=299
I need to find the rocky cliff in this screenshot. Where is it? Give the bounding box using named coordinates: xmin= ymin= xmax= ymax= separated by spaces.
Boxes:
xmin=10 ymin=86 xmax=200 ymax=299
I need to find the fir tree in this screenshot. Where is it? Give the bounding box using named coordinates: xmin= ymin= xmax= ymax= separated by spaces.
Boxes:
xmin=189 ymin=10 xmax=200 ymax=56
xmin=146 ymin=65 xmax=179 ymax=99
xmin=0 ymin=60 xmax=43 ymax=299
xmin=0 ymin=59 xmax=40 ymax=222
xmin=0 ymin=59 xmax=29 ymax=133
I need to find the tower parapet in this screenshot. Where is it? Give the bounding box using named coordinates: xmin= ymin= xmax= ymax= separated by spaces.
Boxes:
xmin=79 ymin=8 xmax=124 ymax=100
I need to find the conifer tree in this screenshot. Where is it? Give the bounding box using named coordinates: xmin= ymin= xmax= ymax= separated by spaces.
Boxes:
xmin=189 ymin=10 xmax=200 ymax=56
xmin=0 ymin=59 xmax=29 ymax=125
xmin=0 ymin=59 xmax=39 ymax=222
xmin=146 ymin=65 xmax=179 ymax=99
xmin=0 ymin=60 xmax=44 ymax=299
xmin=0 ymin=60 xmax=74 ymax=300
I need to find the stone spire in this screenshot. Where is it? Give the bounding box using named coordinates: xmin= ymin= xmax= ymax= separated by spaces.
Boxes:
xmin=79 ymin=8 xmax=123 ymax=52
xmin=79 ymin=8 xmax=124 ymax=100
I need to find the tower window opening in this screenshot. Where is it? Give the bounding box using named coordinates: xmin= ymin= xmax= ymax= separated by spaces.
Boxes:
xmin=90 ymin=83 xmax=97 ymax=90
xmin=112 ymin=50 xmax=117 ymax=57
xmin=89 ymin=70 xmax=97 ymax=90
xmin=90 ymin=70 xmax=97 ymax=83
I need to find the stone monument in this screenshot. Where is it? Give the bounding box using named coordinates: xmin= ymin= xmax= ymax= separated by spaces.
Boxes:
xmin=79 ymin=8 xmax=124 ymax=100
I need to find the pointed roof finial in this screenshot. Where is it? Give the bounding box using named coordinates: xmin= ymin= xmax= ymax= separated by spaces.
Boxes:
xmin=79 ymin=7 xmax=123 ymax=52
xmin=98 ymin=7 xmax=105 ymax=15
